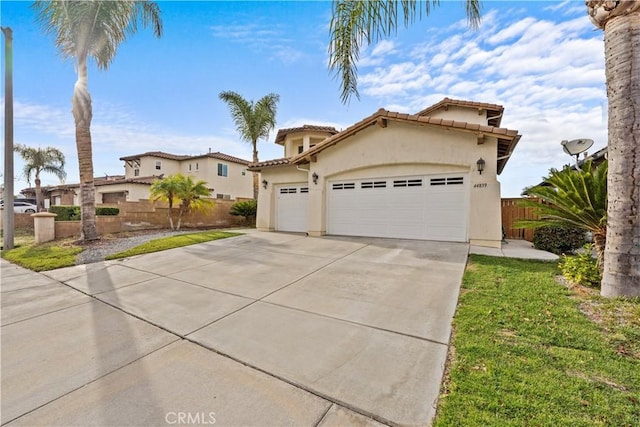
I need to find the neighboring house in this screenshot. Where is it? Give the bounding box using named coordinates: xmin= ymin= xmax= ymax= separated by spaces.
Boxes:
xmin=22 ymin=150 xmax=253 ymax=206
xmin=119 ymin=151 xmax=253 ymax=200
xmin=249 ymin=98 xmax=522 ymax=248
xmin=22 ymin=175 xmax=160 ymax=206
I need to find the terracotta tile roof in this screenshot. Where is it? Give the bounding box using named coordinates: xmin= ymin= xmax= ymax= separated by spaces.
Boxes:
xmin=120 ymin=151 xmax=250 ymax=165
xmin=120 ymin=151 xmax=190 ymax=161
xmin=21 ymin=175 xmax=160 ymax=193
xmin=290 ymin=107 xmax=521 ymax=175
xmin=416 ymin=97 xmax=505 ymax=127
xmin=275 ymin=125 xmax=339 ymax=144
xmin=247 ymin=158 xmax=290 ymax=171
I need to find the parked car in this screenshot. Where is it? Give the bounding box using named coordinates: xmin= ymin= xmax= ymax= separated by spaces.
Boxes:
xmin=0 ymin=200 xmax=38 ymax=213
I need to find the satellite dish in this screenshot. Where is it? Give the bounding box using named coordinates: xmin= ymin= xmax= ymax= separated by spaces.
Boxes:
xmin=561 ymin=138 xmax=594 ymax=157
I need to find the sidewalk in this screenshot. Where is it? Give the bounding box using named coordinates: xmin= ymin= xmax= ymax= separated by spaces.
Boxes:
xmin=470 ymin=239 xmax=559 ymax=261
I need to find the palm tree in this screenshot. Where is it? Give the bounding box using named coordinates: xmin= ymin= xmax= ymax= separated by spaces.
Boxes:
xmin=328 ymin=0 xmax=639 ymax=297
xmin=586 ymin=1 xmax=640 ymax=297
xmin=150 ymin=174 xmax=181 ymax=230
xmin=32 ymin=0 xmax=163 ymax=241
xmin=518 ymin=160 xmax=608 ymax=267
xmin=150 ymin=174 xmax=213 ymax=231
xmin=219 ymin=91 xmax=280 ymax=199
xmin=174 ymin=175 xmax=214 ymax=231
xmin=14 ymin=144 xmax=66 ymax=211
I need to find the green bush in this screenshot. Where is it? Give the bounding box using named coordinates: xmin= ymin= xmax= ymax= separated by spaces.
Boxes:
xmin=230 ymin=199 xmax=257 ymax=219
xmin=532 ymin=226 xmax=587 ymax=255
xmin=49 ymin=205 xmax=119 ymax=220
xmin=49 ymin=205 xmax=80 ymax=221
xmin=559 ymin=244 xmax=601 ymax=288
xmin=96 ymin=207 xmax=119 ymax=216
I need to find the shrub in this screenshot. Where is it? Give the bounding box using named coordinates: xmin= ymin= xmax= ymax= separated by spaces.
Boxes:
xmin=532 ymin=226 xmax=587 ymax=255
xmin=559 ymin=244 xmax=601 ymax=288
xmin=96 ymin=207 xmax=119 ymax=216
xmin=230 ymin=199 xmax=257 ymax=220
xmin=49 ymin=205 xmax=80 ymax=221
xmin=49 ymin=205 xmax=119 ymax=220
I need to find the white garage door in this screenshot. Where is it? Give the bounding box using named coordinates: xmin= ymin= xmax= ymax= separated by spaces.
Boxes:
xmin=276 ymin=184 xmax=308 ymax=232
xmin=327 ymin=174 xmax=468 ymax=241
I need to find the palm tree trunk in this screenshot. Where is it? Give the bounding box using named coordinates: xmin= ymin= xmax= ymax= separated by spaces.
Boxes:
xmin=601 ymin=12 xmax=640 ymax=297
xmin=252 ymin=139 xmax=259 ymax=200
xmin=72 ymin=57 xmax=98 ymax=241
xmin=34 ymin=177 xmax=43 ymax=212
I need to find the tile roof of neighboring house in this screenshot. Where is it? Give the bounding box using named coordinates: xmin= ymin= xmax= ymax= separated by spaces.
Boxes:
xmin=120 ymin=151 xmax=251 ymax=165
xmin=275 ymin=125 xmax=339 ymax=144
xmin=416 ymin=97 xmax=505 ymax=127
xmin=247 ymin=158 xmax=290 ymax=170
xmin=287 ymin=107 xmax=520 ymax=175
xmin=21 ymin=175 xmax=160 ymax=194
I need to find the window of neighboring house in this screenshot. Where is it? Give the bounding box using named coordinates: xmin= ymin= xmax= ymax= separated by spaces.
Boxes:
xmin=53 ymin=196 xmax=61 ymax=205
xmin=297 ymin=145 xmax=304 ymax=154
xmin=195 ymin=162 xmax=199 ymax=171
xmin=217 ymin=163 xmax=228 ymax=177
xmin=242 ymin=169 xmax=246 ymax=176
xmin=189 ymin=163 xmax=192 ymax=171
xmin=155 ymin=160 xmax=161 ymax=170
xmin=134 ymin=168 xmax=140 ymax=177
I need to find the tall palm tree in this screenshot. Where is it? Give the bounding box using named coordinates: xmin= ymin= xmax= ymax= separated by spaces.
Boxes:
xmin=219 ymin=90 xmax=280 ymax=199
xmin=328 ymin=0 xmax=639 ymax=297
xmin=586 ymin=1 xmax=640 ymax=297
xmin=14 ymin=144 xmax=67 ymax=212
xmin=518 ymin=160 xmax=608 ymax=267
xmin=32 ymin=0 xmax=163 ymax=241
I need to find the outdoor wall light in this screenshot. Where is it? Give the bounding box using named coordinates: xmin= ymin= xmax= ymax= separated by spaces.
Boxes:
xmin=312 ymin=172 xmax=319 ymax=185
xmin=262 ymin=179 xmax=268 ymax=189
xmin=476 ymin=158 xmax=486 ymax=175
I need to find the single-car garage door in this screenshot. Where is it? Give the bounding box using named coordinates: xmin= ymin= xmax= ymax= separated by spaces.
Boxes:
xmin=276 ymin=184 xmax=308 ymax=232
xmin=327 ymin=174 xmax=468 ymax=241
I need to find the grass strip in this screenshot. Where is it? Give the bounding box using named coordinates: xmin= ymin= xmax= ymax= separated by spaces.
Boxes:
xmin=434 ymin=255 xmax=640 ymax=427
xmin=105 ymin=230 xmax=240 ymax=259
xmin=1 ymin=243 xmax=82 ymax=271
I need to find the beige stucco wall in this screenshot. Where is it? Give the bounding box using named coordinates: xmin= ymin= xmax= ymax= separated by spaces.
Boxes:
xmin=96 ymin=183 xmax=152 ymax=202
xmin=283 ymin=132 xmax=335 ymax=157
xmin=258 ymin=120 xmax=503 ymax=247
xmin=124 ymin=156 xmax=181 ymax=179
xmin=425 ymin=105 xmax=489 ymax=125
xmin=256 ymin=166 xmax=308 ymax=231
xmin=124 ymin=156 xmax=252 ymax=200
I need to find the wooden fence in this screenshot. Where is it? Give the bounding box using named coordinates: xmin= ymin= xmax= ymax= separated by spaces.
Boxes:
xmin=501 ymin=198 xmax=539 ymax=241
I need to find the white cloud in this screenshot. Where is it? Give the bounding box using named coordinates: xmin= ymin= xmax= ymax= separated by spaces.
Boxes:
xmin=355 ymin=9 xmax=607 ymax=196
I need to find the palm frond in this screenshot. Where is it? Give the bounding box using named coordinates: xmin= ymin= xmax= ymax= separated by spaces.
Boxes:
xmin=328 ymin=0 xmax=481 ymax=103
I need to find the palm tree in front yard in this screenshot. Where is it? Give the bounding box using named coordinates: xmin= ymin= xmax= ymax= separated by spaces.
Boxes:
xmin=14 ymin=144 xmax=67 ymax=211
xmin=328 ymin=0 xmax=639 ymax=297
xmin=150 ymin=174 xmax=214 ymax=231
xmin=219 ymin=91 xmax=280 ymax=199
xmin=32 ymin=0 xmax=163 ymax=241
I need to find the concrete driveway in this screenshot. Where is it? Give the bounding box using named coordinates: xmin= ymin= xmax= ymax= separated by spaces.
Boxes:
xmin=1 ymin=231 xmax=469 ymax=426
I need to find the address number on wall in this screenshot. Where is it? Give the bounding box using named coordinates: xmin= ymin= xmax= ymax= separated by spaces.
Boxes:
xmin=473 ymin=183 xmax=488 ymax=188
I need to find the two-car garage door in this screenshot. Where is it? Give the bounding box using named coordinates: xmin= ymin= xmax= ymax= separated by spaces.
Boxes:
xmin=327 ymin=174 xmax=468 ymax=242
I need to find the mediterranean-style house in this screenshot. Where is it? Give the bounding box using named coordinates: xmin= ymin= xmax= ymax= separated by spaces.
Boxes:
xmin=249 ymin=98 xmax=522 ymax=248
xmin=22 ymin=150 xmax=253 ymax=206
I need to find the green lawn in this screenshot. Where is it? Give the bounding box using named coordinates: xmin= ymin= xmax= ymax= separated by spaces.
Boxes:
xmin=1 ymin=229 xmax=240 ymax=270
xmin=434 ymin=255 xmax=640 ymax=426
xmin=105 ymin=230 xmax=240 ymax=259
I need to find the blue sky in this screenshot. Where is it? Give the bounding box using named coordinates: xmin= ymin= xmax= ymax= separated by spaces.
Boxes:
xmin=1 ymin=0 xmax=607 ymax=197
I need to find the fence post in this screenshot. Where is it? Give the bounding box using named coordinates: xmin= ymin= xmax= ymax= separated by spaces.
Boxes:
xmin=31 ymin=212 xmax=57 ymax=244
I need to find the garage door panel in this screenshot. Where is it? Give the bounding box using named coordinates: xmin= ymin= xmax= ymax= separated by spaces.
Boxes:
xmin=328 ymin=174 xmax=467 ymax=242
xmin=276 ymin=184 xmax=308 ymax=233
